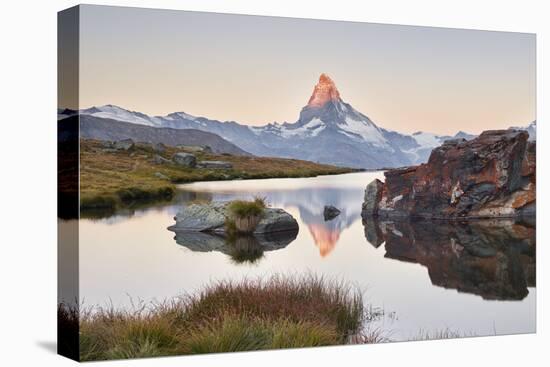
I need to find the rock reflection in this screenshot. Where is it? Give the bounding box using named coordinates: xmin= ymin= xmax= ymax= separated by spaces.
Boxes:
xmin=172 ymin=230 xmax=298 ymax=265
xmin=363 ymin=218 xmax=536 ymax=300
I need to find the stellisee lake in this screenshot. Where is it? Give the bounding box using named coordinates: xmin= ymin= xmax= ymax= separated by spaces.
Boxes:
xmin=75 ymin=172 xmax=536 ymax=341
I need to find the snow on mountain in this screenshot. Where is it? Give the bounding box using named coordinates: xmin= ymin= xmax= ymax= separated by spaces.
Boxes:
xmin=75 ymin=75 xmax=502 ymax=169
xmin=340 ymin=115 xmax=388 ymax=146
xmin=411 ymin=131 xmax=448 ymax=148
xmin=510 ymin=120 xmax=536 ymax=141
xmin=164 ymin=111 xmax=197 ymax=121
xmin=82 ymin=105 xmax=163 ymax=127
xmin=400 ymin=130 xmax=477 ymax=164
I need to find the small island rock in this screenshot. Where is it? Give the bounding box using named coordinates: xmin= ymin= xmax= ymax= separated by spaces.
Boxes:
xmin=323 ymin=205 xmax=341 ymax=221
xmin=167 ymin=202 xmax=299 ymax=236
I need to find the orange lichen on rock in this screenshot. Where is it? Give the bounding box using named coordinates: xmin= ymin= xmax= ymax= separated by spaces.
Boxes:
xmin=362 ymin=130 xmax=536 ymax=219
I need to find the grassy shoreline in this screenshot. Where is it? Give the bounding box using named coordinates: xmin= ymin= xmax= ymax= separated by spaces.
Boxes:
xmin=59 ymin=275 xmax=368 ymax=361
xmin=78 ymin=139 xmax=357 ymax=212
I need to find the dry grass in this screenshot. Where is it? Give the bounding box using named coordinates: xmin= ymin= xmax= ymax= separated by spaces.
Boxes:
xmin=409 ymin=328 xmax=478 ymax=341
xmin=225 ymin=197 xmax=267 ymax=235
xmin=227 ymin=197 xmax=267 ymax=218
xmin=59 ymin=274 xmax=366 ymax=361
xmin=79 ymin=139 xmax=355 ymax=211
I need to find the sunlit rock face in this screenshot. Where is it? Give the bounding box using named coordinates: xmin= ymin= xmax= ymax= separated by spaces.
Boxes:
xmin=307 ymin=73 xmax=341 ymax=108
xmin=362 ymin=218 xmax=536 ymax=300
xmin=362 ymin=130 xmax=536 ymax=219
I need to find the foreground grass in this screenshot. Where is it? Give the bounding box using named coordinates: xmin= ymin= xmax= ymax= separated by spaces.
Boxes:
xmin=59 ymin=274 xmax=366 ymax=361
xmin=79 ymin=139 xmax=356 ymax=212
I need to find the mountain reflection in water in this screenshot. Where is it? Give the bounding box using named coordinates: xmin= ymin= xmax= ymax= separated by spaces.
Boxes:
xmin=362 ymin=217 xmax=536 ymax=300
xmin=78 ymin=172 xmax=536 ymax=338
xmin=176 ymin=179 xmax=362 ymax=258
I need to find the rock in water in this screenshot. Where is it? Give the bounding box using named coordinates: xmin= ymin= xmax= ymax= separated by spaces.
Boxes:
xmin=255 ymin=208 xmax=299 ymax=233
xmin=167 ymin=202 xmax=299 ymax=235
xmin=172 ymin=152 xmax=197 ymax=168
xmin=362 ymin=130 xmax=536 ymax=219
xmin=323 ymin=205 xmax=341 ymax=221
xmin=362 ymin=179 xmax=384 ymax=216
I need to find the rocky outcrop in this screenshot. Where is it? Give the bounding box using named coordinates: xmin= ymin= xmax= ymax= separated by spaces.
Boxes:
xmin=362 ymin=217 xmax=535 ymax=300
xmin=99 ymin=138 xmax=135 ymax=151
xmin=153 ymin=154 xmax=171 ymax=165
xmin=153 ymin=142 xmax=167 ymax=153
xmin=362 ymin=130 xmax=536 ymax=219
xmin=167 ymin=201 xmax=299 ymax=235
xmin=113 ymin=138 xmax=135 ymax=150
xmin=172 ymin=152 xmax=197 ymax=168
xmin=196 ymin=161 xmax=233 ymax=169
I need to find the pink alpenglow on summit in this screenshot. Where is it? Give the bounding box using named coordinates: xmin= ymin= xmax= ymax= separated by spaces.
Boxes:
xmin=307 ymin=73 xmax=341 ymax=107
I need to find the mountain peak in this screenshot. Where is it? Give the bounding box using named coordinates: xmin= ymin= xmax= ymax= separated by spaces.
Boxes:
xmin=307 ymin=73 xmax=341 ymax=107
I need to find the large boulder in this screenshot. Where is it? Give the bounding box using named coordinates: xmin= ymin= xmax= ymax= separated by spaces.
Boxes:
xmin=167 ymin=201 xmax=299 ymax=236
xmin=362 ymin=130 xmax=536 ymax=219
xmin=172 ymin=152 xmax=197 ymax=168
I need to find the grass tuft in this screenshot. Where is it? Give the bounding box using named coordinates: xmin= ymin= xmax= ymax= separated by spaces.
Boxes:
xmin=182 ymin=315 xmax=339 ymax=354
xmin=227 ymin=198 xmax=266 ymax=218
xmin=61 ymin=274 xmax=366 ymax=361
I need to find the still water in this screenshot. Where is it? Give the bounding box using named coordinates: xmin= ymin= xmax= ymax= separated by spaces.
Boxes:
xmin=78 ymin=172 xmax=536 ymax=340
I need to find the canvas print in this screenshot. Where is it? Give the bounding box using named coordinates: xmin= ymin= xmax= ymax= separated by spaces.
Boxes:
xmin=58 ymin=5 xmax=536 ymax=361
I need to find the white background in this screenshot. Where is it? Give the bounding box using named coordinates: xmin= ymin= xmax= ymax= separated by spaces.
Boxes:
xmin=0 ymin=0 xmax=547 ymax=365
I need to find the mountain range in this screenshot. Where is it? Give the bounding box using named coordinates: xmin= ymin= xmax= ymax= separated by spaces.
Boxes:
xmin=62 ymin=74 xmax=536 ymax=169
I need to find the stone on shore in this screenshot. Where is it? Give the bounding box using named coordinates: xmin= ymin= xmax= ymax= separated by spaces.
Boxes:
xmin=197 ymin=161 xmax=233 ymax=169
xmin=172 ymin=152 xmax=197 ymax=168
xmin=154 ymin=172 xmax=170 ymax=180
xmin=113 ymin=138 xmax=134 ymax=151
xmin=153 ymin=154 xmax=171 ymax=165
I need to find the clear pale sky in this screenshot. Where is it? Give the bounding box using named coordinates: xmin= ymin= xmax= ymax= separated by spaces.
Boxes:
xmin=75 ymin=5 xmax=535 ymax=135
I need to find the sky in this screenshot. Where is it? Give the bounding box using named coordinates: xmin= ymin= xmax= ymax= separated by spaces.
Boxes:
xmin=72 ymin=5 xmax=536 ymax=135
